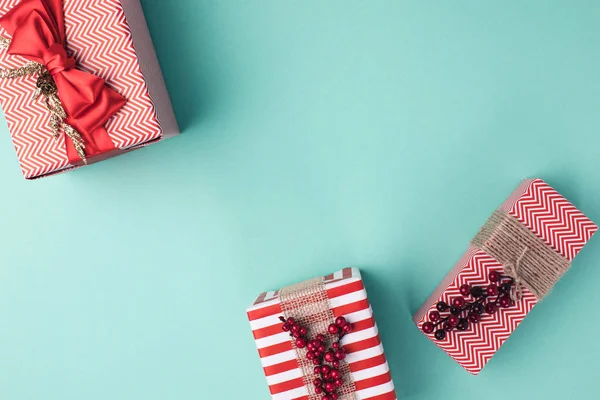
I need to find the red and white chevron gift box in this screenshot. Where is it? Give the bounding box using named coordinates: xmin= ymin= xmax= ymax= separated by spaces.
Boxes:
xmin=414 ymin=178 xmax=598 ymax=375
xmin=247 ymin=268 xmax=397 ymax=400
xmin=0 ymin=0 xmax=178 ymax=179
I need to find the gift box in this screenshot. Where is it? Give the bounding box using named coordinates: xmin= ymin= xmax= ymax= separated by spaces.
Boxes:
xmin=247 ymin=267 xmax=397 ymax=400
xmin=0 ymin=0 xmax=178 ymax=179
xmin=414 ymin=178 xmax=597 ymax=375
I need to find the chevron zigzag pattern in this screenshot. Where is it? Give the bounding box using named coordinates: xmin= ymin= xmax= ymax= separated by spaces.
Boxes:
xmin=0 ymin=0 xmax=163 ymax=178
xmin=417 ymin=178 xmax=597 ymax=375
xmin=417 ymin=251 xmax=538 ymax=375
xmin=510 ymin=178 xmax=598 ymax=261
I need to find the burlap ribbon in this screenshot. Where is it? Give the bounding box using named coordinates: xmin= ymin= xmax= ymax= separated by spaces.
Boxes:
xmin=472 ymin=210 xmax=571 ymax=300
xmin=280 ymin=277 xmax=357 ymax=400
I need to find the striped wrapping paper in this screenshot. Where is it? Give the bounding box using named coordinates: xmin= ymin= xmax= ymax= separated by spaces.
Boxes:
xmin=414 ymin=178 xmax=598 ymax=375
xmin=247 ymin=267 xmax=397 ymax=400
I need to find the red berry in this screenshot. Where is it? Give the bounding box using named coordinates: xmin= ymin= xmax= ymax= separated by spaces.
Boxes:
xmin=314 ymin=378 xmax=323 ymax=387
xmin=291 ymin=323 xmax=301 ymax=332
xmin=343 ymin=324 xmax=353 ymax=333
xmin=429 ymin=311 xmax=441 ymax=322
xmin=435 ymin=329 xmax=446 ymax=340
xmin=321 ymin=365 xmax=331 ymax=374
xmin=310 ymin=339 xmax=321 ymax=348
xmin=328 ymin=324 xmax=339 ymax=334
xmin=300 ymin=327 xmax=308 ymax=336
xmin=335 ymin=316 xmax=347 ymax=327
xmin=306 ymin=351 xmax=316 ymax=360
xmin=329 ymin=369 xmax=341 ymax=379
xmin=293 ymin=331 xmax=301 ymax=338
xmin=334 ymin=349 xmax=346 ymax=360
xmin=314 ymin=366 xmax=322 ymax=374
xmin=332 ymin=394 xmax=339 ymax=400
xmin=486 ymin=284 xmax=499 ymax=296
xmin=472 ymin=303 xmax=485 ymax=315
xmin=448 ymin=315 xmax=460 ymax=327
xmin=334 ymin=378 xmax=343 ymax=387
xmin=324 ymin=382 xmax=336 ymax=393
xmin=332 ymin=360 xmax=340 ymax=368
xmin=485 ymin=303 xmax=497 ymax=315
xmin=499 ymin=295 xmax=512 ymax=308
xmin=314 ymin=386 xmax=323 ymax=394
xmin=456 ymin=318 xmax=469 ymax=331
xmin=324 ymin=351 xmax=336 ymax=363
xmin=471 ymin=286 xmax=484 ymax=298
xmin=489 ymin=271 xmax=501 ymax=282
xmin=443 ymin=321 xmax=453 ymax=332
xmin=322 ymin=396 xmax=332 ymax=400
xmin=316 ymin=334 xmax=326 ymax=341
xmin=286 ymin=317 xmax=296 ymax=325
xmin=296 ymin=337 xmax=308 ymax=348
xmin=332 ymin=342 xmax=340 ymax=349
xmin=452 ymin=297 xmax=465 ymax=308
xmin=282 ymin=323 xmax=290 ymax=332
xmin=314 ymin=351 xmax=322 ymax=358
xmin=459 ymin=284 xmax=471 ymax=296
xmin=422 ymin=321 xmax=435 ymax=334
xmin=313 ymin=359 xmax=321 ymax=365
xmin=468 ymin=313 xmax=480 ymax=323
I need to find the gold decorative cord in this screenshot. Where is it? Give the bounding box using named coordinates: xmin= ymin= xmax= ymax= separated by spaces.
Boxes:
xmin=0 ymin=36 xmax=87 ymax=163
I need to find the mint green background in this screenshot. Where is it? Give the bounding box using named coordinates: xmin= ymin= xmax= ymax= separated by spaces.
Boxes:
xmin=1 ymin=1 xmax=599 ymax=399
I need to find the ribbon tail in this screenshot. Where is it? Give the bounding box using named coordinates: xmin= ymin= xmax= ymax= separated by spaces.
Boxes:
xmin=63 ymin=121 xmax=116 ymax=165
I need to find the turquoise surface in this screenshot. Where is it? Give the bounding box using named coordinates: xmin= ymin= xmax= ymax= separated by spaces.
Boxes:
xmin=1 ymin=1 xmax=599 ymax=399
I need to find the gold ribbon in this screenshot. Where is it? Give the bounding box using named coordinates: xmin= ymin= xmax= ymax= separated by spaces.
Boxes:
xmin=0 ymin=37 xmax=87 ymax=163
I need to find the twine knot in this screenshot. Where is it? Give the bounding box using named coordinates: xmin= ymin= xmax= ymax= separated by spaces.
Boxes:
xmin=503 ymin=246 xmax=529 ymax=301
xmin=472 ymin=209 xmax=571 ymax=301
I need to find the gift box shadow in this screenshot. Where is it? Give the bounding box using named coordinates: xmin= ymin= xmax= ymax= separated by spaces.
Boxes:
xmin=140 ymin=0 xmax=224 ymax=132
xmin=360 ymin=267 xmax=435 ymax=398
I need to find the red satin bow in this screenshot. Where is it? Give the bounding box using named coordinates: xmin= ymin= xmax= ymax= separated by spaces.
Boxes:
xmin=0 ymin=0 xmax=126 ymax=163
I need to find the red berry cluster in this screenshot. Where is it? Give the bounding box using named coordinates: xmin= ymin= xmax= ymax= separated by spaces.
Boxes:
xmin=421 ymin=271 xmax=515 ymax=340
xmin=280 ymin=316 xmax=354 ymax=400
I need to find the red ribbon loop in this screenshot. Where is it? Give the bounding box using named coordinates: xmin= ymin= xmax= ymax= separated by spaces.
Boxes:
xmin=0 ymin=0 xmax=126 ymax=163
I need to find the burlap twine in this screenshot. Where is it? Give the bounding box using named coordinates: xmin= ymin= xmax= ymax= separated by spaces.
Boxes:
xmin=472 ymin=210 xmax=570 ymax=300
xmin=280 ymin=277 xmax=357 ymax=400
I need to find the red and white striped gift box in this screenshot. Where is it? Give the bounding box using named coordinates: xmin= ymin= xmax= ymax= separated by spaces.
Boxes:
xmin=247 ymin=267 xmax=397 ymax=400
xmin=0 ymin=0 xmax=178 ymax=179
xmin=414 ymin=178 xmax=598 ymax=375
